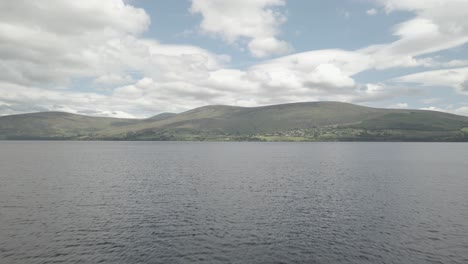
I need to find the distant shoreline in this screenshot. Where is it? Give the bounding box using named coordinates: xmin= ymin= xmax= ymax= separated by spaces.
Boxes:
xmin=2 ymin=102 xmax=468 ymax=142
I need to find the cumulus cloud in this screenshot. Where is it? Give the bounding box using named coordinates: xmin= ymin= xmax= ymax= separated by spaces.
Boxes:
xmin=0 ymin=0 xmax=150 ymax=87
xmin=362 ymin=0 xmax=468 ymax=69
xmin=0 ymin=0 xmax=400 ymax=118
xmin=190 ymin=0 xmax=291 ymax=57
xmin=1 ymin=0 xmax=468 ymax=117
xmin=306 ymin=64 xmax=356 ymax=88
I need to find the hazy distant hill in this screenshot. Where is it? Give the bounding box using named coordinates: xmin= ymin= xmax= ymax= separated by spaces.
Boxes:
xmin=0 ymin=112 xmax=138 ymax=140
xmin=145 ymin=112 xmax=177 ymax=122
xmin=1 ymin=102 xmax=468 ymax=141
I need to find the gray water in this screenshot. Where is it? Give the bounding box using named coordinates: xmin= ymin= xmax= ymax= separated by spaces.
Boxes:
xmin=0 ymin=142 xmax=467 ymax=264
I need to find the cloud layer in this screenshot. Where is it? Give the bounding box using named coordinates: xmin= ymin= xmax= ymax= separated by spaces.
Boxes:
xmin=0 ymin=0 xmax=468 ymax=118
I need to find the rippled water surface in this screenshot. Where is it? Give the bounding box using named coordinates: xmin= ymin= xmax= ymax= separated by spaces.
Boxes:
xmin=1 ymin=142 xmax=468 ymax=263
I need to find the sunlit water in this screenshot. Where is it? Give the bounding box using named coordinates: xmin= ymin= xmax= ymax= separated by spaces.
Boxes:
xmin=1 ymin=141 xmax=467 ymax=263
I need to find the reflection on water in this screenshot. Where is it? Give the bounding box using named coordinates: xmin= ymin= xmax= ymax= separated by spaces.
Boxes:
xmin=1 ymin=142 xmax=468 ymax=263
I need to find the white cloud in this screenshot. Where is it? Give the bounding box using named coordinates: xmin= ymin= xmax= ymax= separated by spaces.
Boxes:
xmin=1 ymin=0 xmax=399 ymax=118
xmin=366 ymin=0 xmax=468 ymax=69
xmin=328 ymin=0 xmax=465 ymax=74
xmin=306 ymin=64 xmax=356 ymax=88
xmin=0 ymin=0 xmax=150 ymax=87
xmin=1 ymin=0 xmax=468 ymax=118
xmin=392 ymin=67 xmax=468 ymax=95
xmin=247 ymin=37 xmax=291 ymax=58
xmin=366 ymin=8 xmax=378 ymax=16
xmin=454 ymin=107 xmax=468 ymax=116
xmin=190 ymin=0 xmax=291 ymax=57
xmin=0 ymin=0 xmax=149 ymax=35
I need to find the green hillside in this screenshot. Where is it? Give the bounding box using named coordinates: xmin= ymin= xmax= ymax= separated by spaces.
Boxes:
xmin=0 ymin=112 xmax=138 ymax=139
xmin=96 ymin=102 xmax=381 ymax=137
xmin=1 ymin=102 xmax=468 ymax=141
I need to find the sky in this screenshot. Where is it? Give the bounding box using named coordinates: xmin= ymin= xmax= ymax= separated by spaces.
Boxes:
xmin=1 ymin=0 xmax=468 ymax=118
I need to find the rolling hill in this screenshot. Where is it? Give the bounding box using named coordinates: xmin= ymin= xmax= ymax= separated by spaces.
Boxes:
xmin=0 ymin=112 xmax=139 ymax=140
xmin=1 ymin=102 xmax=468 ymax=141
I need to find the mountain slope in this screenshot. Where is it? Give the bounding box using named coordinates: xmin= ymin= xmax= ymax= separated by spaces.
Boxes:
xmin=1 ymin=102 xmax=468 ymax=141
xmin=97 ymin=102 xmax=382 ymax=137
xmin=0 ymin=112 xmax=139 ymax=139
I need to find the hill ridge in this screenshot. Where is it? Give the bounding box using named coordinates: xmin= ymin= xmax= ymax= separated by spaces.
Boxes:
xmin=1 ymin=101 xmax=468 ymax=141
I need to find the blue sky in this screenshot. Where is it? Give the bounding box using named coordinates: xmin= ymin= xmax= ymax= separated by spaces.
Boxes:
xmin=132 ymin=0 xmax=413 ymax=65
xmin=1 ymin=0 xmax=468 ymax=117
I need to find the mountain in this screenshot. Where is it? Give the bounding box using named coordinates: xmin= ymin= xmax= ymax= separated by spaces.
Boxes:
xmin=0 ymin=112 xmax=139 ymax=140
xmin=145 ymin=112 xmax=177 ymax=122
xmin=1 ymin=102 xmax=468 ymax=141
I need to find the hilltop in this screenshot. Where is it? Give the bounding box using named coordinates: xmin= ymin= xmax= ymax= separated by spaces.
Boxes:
xmin=1 ymin=102 xmax=468 ymax=141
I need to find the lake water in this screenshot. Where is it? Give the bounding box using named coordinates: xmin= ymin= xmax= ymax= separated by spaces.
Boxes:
xmin=0 ymin=142 xmax=467 ymax=263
